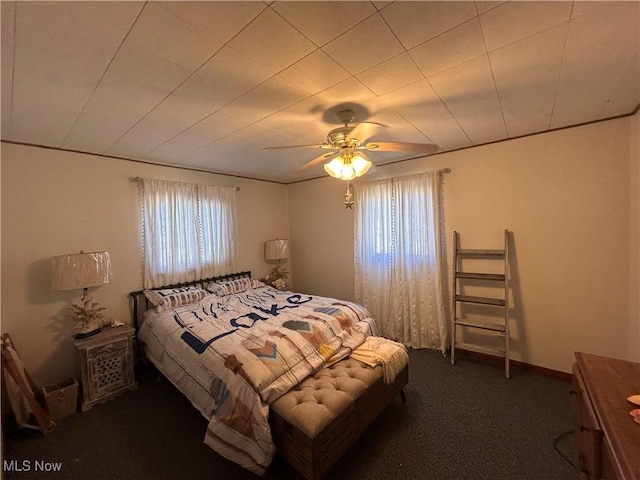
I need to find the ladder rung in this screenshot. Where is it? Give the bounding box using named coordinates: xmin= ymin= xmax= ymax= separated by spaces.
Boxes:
xmin=457 ymin=249 xmax=505 ymax=257
xmin=454 ymin=342 xmax=506 ymax=357
xmin=454 ymin=318 xmax=506 ymax=332
xmin=455 ymin=295 xmax=506 ymax=306
xmin=455 ymin=272 xmax=505 ymax=281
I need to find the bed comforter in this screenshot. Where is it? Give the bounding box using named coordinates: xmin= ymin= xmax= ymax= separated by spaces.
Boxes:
xmin=138 ymin=285 xmax=377 ymax=474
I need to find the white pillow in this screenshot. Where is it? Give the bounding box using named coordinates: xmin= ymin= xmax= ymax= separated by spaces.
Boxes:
xmin=207 ymin=278 xmax=264 ymax=296
xmin=143 ymin=286 xmax=210 ymax=312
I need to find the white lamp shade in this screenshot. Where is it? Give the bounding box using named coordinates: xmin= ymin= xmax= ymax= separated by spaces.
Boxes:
xmin=265 ymin=239 xmax=289 ymax=261
xmin=51 ymin=251 xmax=112 ymax=291
xmin=324 ymin=155 xmax=371 ymax=181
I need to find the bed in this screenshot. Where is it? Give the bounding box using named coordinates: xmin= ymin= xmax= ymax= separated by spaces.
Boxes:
xmin=130 ymin=272 xmax=408 ymax=478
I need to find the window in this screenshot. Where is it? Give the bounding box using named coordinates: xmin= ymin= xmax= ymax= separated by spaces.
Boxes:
xmin=139 ymin=178 xmax=238 ymax=288
xmin=354 ymin=171 xmax=448 ymax=351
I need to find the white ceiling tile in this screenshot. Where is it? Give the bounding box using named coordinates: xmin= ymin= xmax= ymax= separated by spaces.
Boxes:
xmin=379 ymin=122 xmax=435 ymax=144
xmin=158 ymin=1 xmax=266 ymax=44
xmin=272 ymin=1 xmax=376 ymax=46
xmin=323 ymin=14 xmax=405 ymax=75
xmin=429 ymin=55 xmax=506 ymax=145
xmin=105 ymin=89 xmax=225 ymax=158
xmin=220 ymin=76 xmax=309 ymax=123
xmin=234 ymin=124 xmax=282 ymax=148
xmin=1 ymin=1 xmax=16 ymax=138
xmin=490 ymin=24 xmax=568 ymax=137
xmin=410 ymin=18 xmax=486 ymax=78
xmin=180 ymin=134 xmax=248 ymax=170
xmin=126 ymin=2 xmax=223 ymax=70
xmin=572 ymin=1 xmax=639 ymax=20
xmin=381 ymin=1 xmax=477 ymax=49
xmin=257 ymin=96 xmax=328 ymax=134
xmin=9 ymin=1 xmax=143 ymax=146
xmin=358 ymin=53 xmax=424 ymax=95
xmin=480 ymin=1 xmax=573 ymax=51
xmin=567 ymin=1 xmax=639 ymax=50
xmin=195 ymin=110 xmax=252 ymax=134
xmin=552 ymin=35 xmax=640 ymax=129
xmin=288 ymin=121 xmax=334 ymax=145
xmin=62 ymin=71 xmax=169 ymax=154
xmin=373 ymin=1 xmax=392 ymax=11
xmin=145 ymin=110 xmax=251 ymax=162
xmin=381 ymin=80 xmax=472 ymax=150
xmin=183 ymin=46 xmax=274 ymax=109
xmin=598 ymin=51 xmax=640 ymax=119
xmin=279 ymin=50 xmax=351 ymax=95
xmin=475 ymin=1 xmax=507 ymax=15
xmin=108 ymin=41 xmax=193 ymax=92
xmin=314 ymin=77 xmax=377 ymax=113
xmin=144 ymin=128 xmax=229 ymax=164
xmin=226 ymin=8 xmax=316 ymax=74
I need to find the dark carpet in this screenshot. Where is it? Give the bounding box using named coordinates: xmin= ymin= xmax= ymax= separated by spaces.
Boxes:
xmin=2 ymin=349 xmax=577 ymax=479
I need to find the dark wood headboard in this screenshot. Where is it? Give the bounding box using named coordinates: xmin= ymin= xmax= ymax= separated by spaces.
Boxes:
xmin=128 ymin=271 xmax=252 ymax=331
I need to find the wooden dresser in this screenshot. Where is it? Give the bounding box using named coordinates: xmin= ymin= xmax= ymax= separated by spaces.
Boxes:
xmin=572 ymin=352 xmax=640 ymax=479
xmin=74 ymin=325 xmax=137 ymax=411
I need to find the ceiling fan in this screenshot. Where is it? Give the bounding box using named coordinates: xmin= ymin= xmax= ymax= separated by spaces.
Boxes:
xmin=264 ymin=109 xmax=439 ymax=180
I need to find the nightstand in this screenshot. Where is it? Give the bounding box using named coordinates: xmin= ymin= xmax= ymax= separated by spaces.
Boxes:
xmin=74 ymin=325 xmax=137 ymax=411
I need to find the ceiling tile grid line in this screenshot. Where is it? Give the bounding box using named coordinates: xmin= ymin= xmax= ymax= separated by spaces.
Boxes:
xmin=140 ymin=3 xmax=405 ymax=162
xmin=64 ymin=2 xmax=271 ymax=158
xmin=112 ymin=2 xmax=380 ymax=160
xmin=2 ymin=0 xmax=639 ymax=183
xmin=477 ymin=4 xmax=515 ymax=140
xmin=59 ymin=2 xmax=146 ymax=149
xmin=546 ymin=19 xmax=573 ymax=132
xmin=98 ymin=2 xmax=272 ymax=156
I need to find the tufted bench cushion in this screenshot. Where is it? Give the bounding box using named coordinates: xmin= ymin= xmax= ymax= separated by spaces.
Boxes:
xmin=270 ymin=357 xmax=408 ymax=480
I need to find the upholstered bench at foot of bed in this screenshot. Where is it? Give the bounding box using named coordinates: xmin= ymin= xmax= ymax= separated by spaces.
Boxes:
xmin=269 ymin=357 xmax=409 ymax=480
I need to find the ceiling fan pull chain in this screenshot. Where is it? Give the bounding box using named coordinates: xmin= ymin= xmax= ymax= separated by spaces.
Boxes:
xmin=344 ymin=181 xmax=354 ymax=209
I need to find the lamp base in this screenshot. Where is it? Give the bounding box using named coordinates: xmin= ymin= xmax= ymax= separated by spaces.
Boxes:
xmin=74 ymin=326 xmax=102 ymax=339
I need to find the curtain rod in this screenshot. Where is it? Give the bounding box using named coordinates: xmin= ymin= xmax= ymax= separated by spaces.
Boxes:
xmin=131 ymin=177 xmax=240 ymax=191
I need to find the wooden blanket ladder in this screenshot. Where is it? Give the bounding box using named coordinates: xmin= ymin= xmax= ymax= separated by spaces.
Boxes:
xmin=1 ymin=333 xmax=55 ymax=432
xmin=450 ymin=230 xmax=511 ymax=378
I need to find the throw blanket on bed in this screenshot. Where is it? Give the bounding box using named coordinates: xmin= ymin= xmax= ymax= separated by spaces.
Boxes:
xmin=350 ymin=336 xmax=409 ymax=384
xmin=139 ymin=286 xmax=376 ymax=475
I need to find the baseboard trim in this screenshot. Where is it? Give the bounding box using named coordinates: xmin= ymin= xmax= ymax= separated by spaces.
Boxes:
xmin=456 ymin=349 xmax=572 ymax=381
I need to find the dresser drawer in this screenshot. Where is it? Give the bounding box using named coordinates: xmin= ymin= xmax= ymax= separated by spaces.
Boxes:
xmin=86 ymin=338 xmax=129 ymax=359
xmin=572 ymin=363 xmax=603 ymax=479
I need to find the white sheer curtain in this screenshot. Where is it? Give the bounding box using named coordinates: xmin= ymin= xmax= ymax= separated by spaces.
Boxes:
xmin=354 ymin=171 xmax=448 ymax=352
xmin=139 ymin=178 xmax=238 ymax=288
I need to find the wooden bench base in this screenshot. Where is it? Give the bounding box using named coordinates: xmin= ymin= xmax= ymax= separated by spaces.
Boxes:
xmin=270 ymin=358 xmax=408 ymax=480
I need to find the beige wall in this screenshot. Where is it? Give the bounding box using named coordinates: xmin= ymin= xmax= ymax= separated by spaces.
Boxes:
xmin=1 ymin=143 xmax=289 ymax=386
xmin=289 ymin=115 xmax=640 ymax=373
xmin=2 ymin=115 xmax=637 ymax=384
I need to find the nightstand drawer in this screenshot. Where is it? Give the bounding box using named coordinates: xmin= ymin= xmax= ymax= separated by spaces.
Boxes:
xmin=86 ymin=338 xmax=129 ymax=359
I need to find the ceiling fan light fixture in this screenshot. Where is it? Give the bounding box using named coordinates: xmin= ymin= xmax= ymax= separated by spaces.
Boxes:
xmin=324 ymin=154 xmax=371 ymax=181
xmin=351 ymin=155 xmax=371 ymax=176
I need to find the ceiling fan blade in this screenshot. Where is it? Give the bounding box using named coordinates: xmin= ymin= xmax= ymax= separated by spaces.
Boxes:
xmin=364 ymin=141 xmax=439 ymax=155
xmin=348 ymin=122 xmax=383 ymax=143
xmin=297 ymin=152 xmax=336 ymax=173
xmin=263 ymin=143 xmax=324 ymax=151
